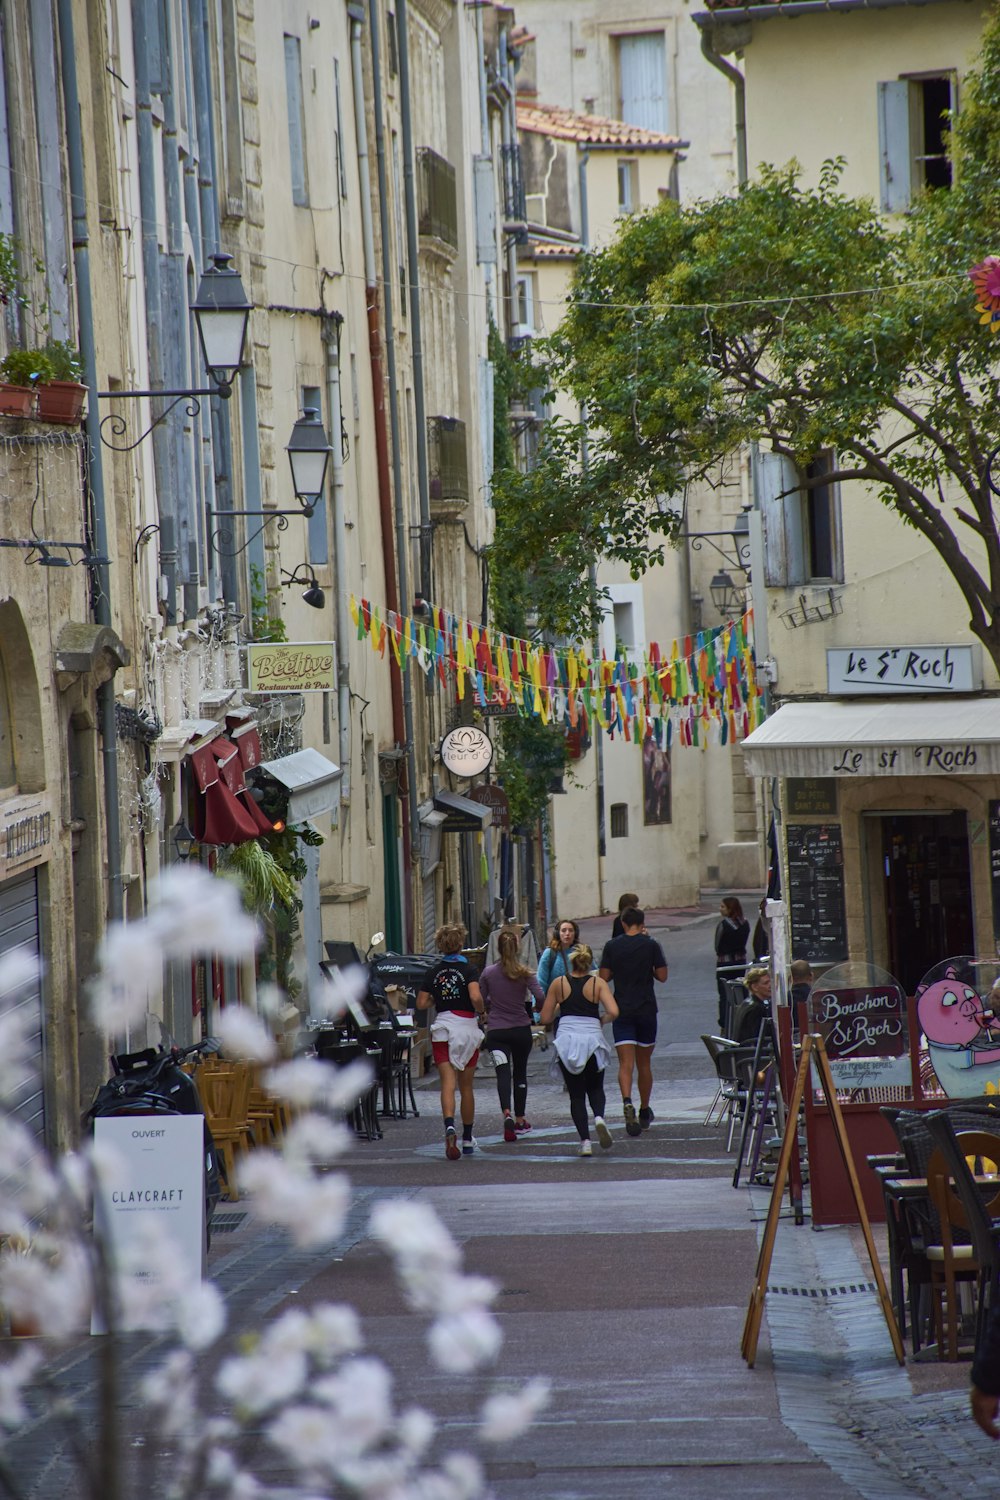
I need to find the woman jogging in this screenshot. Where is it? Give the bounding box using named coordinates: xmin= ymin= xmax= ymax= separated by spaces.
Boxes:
xmin=537 ymin=919 xmax=580 ymax=991
xmin=479 ymin=927 xmax=545 ymax=1142
xmin=540 ymin=945 xmax=619 ymax=1158
xmin=416 ymin=922 xmax=485 ymax=1160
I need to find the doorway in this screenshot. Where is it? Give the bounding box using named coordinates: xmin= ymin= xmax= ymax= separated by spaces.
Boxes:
xmin=879 ymin=811 xmax=974 ymax=994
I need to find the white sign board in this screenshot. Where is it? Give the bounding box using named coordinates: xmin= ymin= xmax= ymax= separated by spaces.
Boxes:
xmin=827 ymin=644 xmax=980 ymax=695
xmin=440 ymin=725 xmax=493 ymax=777
xmin=92 ymin=1114 xmax=205 ymax=1330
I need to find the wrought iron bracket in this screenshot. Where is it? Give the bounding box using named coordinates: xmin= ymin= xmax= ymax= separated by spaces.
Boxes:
xmin=208 ymin=507 xmax=314 ymax=559
xmin=96 ymin=387 xmax=225 ymax=453
xmin=675 ymin=530 xmax=752 ymax=573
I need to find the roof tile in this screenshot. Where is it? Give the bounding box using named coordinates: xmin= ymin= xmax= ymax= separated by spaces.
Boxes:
xmin=516 ymin=101 xmax=682 ymax=150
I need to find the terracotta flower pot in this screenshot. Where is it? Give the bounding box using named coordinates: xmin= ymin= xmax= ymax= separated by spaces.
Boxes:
xmin=36 ymin=380 xmax=86 ymax=424
xmin=0 ymin=383 xmax=35 ymax=418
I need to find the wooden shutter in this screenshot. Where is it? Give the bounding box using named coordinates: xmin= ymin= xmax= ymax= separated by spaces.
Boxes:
xmin=757 ymin=449 xmax=806 ymax=587
xmin=878 ymin=80 xmax=912 ymax=213
xmin=619 ymin=33 xmax=668 ymax=133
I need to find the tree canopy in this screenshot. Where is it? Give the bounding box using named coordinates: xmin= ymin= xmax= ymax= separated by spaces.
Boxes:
xmin=490 ymin=4 xmax=1000 ymax=671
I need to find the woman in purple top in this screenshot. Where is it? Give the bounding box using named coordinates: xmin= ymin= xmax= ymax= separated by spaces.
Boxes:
xmin=480 ymin=927 xmax=545 ymax=1143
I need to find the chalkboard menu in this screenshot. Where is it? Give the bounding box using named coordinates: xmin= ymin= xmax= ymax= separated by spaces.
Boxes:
xmin=989 ymin=801 xmax=1000 ymax=951
xmin=786 ymin=823 xmax=848 ymax=963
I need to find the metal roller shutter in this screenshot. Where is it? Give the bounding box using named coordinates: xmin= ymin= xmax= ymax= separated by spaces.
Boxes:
xmin=0 ymin=870 xmax=44 ymax=1140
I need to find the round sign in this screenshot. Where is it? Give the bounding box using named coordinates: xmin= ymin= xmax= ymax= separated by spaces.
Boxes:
xmin=440 ymin=725 xmax=493 ymax=778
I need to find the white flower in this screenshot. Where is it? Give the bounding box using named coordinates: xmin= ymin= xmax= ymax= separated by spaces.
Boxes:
xmin=435 ymin=1273 xmax=499 ymax=1314
xmin=282 ymin=1112 xmax=351 ymax=1167
xmin=439 ymin=1452 xmax=485 ymax=1500
xmin=369 ymin=1199 xmax=461 ymax=1275
xmin=0 ymin=1241 xmax=92 ymax=1337
xmin=256 ymin=983 xmax=285 ymax=1017
xmin=312 ymin=1358 xmax=393 ymax=1455
xmin=216 ymin=1344 xmax=309 ymax=1416
xmin=0 ymin=948 xmax=39 ymax=999
xmin=175 ymin=1279 xmax=227 ymax=1350
xmin=324 ymin=1058 xmax=376 ymax=1113
xmin=265 ymin=1057 xmax=335 ymax=1108
xmin=479 ymin=1377 xmax=551 ymax=1443
xmin=0 ymin=1344 xmax=43 ymax=1426
xmin=214 ymin=1005 xmax=277 ymax=1063
xmin=151 ymin=867 xmax=260 ymax=961
xmin=428 ymin=1308 xmax=502 ymax=1374
xmin=260 ymin=1307 xmax=313 ymax=1357
xmin=235 ymin=1152 xmax=348 ymax=1246
xmin=396 ymin=1405 xmax=435 ymax=1458
xmin=93 ymin=923 xmax=163 ymax=1029
xmin=141 ymin=1350 xmax=194 ymax=1410
xmin=295 ymin=1174 xmax=351 ymax=1249
xmin=266 ymin=1403 xmax=341 ymax=1469
xmin=307 ymin=1303 xmax=363 ymax=1363
xmin=0 ymin=1007 xmax=39 ymax=1105
xmin=313 ymin=963 xmax=369 ymax=1020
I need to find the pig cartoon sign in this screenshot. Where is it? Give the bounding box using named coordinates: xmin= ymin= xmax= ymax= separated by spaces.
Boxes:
xmin=916 ymin=957 xmax=1000 ymax=1097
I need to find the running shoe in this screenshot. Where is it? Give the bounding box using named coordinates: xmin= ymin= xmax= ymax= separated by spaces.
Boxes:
xmin=514 ymin=1120 xmax=532 ymax=1134
xmin=503 ymin=1117 xmax=517 ymax=1143
xmin=445 ymin=1127 xmax=461 ymax=1161
xmin=639 ymin=1106 xmax=655 ymax=1131
xmin=579 ymin=1139 xmax=593 ymax=1157
xmin=594 ymin=1116 xmax=613 ymax=1150
xmin=623 ymin=1101 xmax=642 ymax=1137
xmin=462 ymin=1137 xmax=478 ymax=1156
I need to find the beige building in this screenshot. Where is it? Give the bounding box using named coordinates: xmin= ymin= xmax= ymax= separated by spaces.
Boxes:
xmin=697 ymin=0 xmax=997 ymax=993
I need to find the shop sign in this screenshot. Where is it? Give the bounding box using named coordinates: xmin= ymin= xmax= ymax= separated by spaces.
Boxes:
xmin=827 ymin=644 xmax=980 ymax=695
xmin=92 ymin=1114 xmax=206 ymax=1330
xmin=808 ymin=983 xmax=910 ymax=1088
xmin=0 ymin=792 xmax=53 ymax=879
xmin=827 ymin=743 xmax=984 ymax=776
xmin=786 ymin=777 xmax=837 ymax=816
xmin=468 ymin=783 xmax=510 ymax=829
xmin=440 ymin=725 xmax=493 ymax=777
xmin=246 ymin=642 xmax=336 ymax=693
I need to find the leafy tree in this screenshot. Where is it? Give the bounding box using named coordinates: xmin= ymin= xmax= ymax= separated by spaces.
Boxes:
xmin=502 ymin=7 xmax=1000 ymax=676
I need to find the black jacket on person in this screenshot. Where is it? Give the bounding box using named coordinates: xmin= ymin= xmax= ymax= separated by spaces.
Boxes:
xmin=735 ymin=998 xmax=770 ymax=1046
xmin=714 ymin=916 xmax=750 ymax=968
xmin=973 ymin=1301 xmax=1000 ymax=1395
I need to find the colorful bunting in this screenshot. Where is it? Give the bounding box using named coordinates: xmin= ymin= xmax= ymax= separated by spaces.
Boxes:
xmin=348 ymin=595 xmax=764 ymax=748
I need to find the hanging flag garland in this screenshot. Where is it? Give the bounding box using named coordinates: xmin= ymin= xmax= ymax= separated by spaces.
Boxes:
xmin=349 ymin=595 xmax=764 ymax=748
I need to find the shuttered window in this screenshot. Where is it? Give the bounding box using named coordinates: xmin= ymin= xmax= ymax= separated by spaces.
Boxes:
xmin=618 ymin=33 xmax=668 ymax=134
xmin=283 ymin=34 xmax=309 ymax=207
xmin=758 ymin=449 xmax=842 ymax=587
xmin=878 ymin=74 xmax=955 ymax=212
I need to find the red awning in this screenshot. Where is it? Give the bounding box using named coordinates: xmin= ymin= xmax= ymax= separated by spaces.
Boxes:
xmin=187 ymin=735 xmax=272 ymax=846
xmin=234 ymin=726 xmax=262 ymax=772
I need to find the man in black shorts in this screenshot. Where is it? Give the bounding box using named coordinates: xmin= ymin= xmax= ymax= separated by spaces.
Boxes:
xmin=599 ymin=907 xmax=668 ymax=1136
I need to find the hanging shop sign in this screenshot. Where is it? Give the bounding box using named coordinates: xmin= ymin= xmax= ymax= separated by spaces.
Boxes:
xmin=440 ymin=725 xmax=493 ymax=778
xmin=468 ymin=783 xmax=510 ymax=830
xmin=0 ymin=792 xmax=54 ymax=881
xmin=246 ymin=642 xmax=336 ymax=693
xmin=827 ymin=644 xmax=980 ymax=696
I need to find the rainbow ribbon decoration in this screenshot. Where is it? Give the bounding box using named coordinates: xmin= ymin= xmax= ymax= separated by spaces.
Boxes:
xmin=349 ymin=595 xmax=764 ymax=748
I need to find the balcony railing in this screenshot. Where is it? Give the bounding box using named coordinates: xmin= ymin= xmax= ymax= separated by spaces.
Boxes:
xmin=427 ymin=416 xmax=469 ymax=507
xmin=500 ymin=143 xmax=526 ymax=226
xmin=417 ymin=148 xmax=458 ymax=250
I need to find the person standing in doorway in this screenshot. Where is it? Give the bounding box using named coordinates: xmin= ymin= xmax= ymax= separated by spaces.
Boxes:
xmin=537 ymin=920 xmax=580 ymax=991
xmin=416 ymin=923 xmax=485 ymax=1160
xmin=480 ymin=928 xmax=545 ymax=1141
xmin=541 ymin=945 xmax=619 ymax=1157
xmin=599 ymin=907 xmax=668 ymax=1136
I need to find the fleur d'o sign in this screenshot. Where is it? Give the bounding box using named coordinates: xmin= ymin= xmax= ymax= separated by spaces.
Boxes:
xmin=969 ymin=256 xmax=1000 ymax=331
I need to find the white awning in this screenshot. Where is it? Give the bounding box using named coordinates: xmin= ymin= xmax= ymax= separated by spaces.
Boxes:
xmin=741 ymin=699 xmax=1000 ymax=779
xmin=433 ymin=789 xmax=492 ymax=830
xmin=258 ymin=748 xmax=342 ymax=820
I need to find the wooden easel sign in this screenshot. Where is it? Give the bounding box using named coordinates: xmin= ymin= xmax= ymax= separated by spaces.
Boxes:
xmin=741 ymin=1031 xmax=904 ymax=1368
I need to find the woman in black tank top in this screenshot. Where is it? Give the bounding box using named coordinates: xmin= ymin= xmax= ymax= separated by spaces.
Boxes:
xmin=539 ymin=945 xmax=619 ymax=1157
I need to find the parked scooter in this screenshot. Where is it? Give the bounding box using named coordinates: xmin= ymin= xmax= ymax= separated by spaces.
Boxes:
xmin=84 ymin=1037 xmax=223 ymax=1247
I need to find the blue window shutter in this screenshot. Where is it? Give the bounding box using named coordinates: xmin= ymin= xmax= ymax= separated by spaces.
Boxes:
xmin=757 ymin=449 xmax=806 ymax=588
xmin=878 ymin=81 xmax=912 ymax=213
xmin=619 ymin=33 xmax=668 ymax=134
xmin=284 ymin=35 xmax=309 ymax=206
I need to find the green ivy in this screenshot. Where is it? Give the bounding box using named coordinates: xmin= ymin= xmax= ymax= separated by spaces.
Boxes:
xmin=249 ymin=562 xmax=287 ymax=643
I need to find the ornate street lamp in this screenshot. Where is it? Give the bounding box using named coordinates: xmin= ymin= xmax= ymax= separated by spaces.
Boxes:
xmin=286 ymin=408 xmax=332 ymax=514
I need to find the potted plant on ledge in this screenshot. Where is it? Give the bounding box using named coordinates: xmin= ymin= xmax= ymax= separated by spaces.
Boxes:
xmin=38 ymin=338 xmax=86 ymax=422
xmin=0 ymin=348 xmax=53 ymax=417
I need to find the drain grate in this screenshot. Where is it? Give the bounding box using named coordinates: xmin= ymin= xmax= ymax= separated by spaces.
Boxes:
xmin=211 ymin=1212 xmax=248 ymax=1234
xmin=768 ymin=1282 xmax=878 ymax=1298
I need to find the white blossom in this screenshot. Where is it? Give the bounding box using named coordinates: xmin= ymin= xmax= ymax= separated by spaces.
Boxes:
xmin=255 ymin=982 xmax=285 ymax=1017
xmin=428 ymin=1309 xmax=503 ymax=1374
xmin=282 ymin=1112 xmax=351 ymax=1167
xmin=216 ymin=1343 xmax=309 ymax=1416
xmin=479 ymin=1377 xmax=551 ymax=1443
xmin=266 ymin=1402 xmax=342 ymax=1469
xmin=306 ymin=1302 xmax=363 ymax=1363
xmin=214 ymin=1005 xmax=277 ymax=1063
xmin=440 ymin=1452 xmax=485 ymax=1500
xmin=265 ymin=1057 xmax=336 ymax=1108
xmin=323 ymin=1057 xmax=376 ymax=1112
xmin=0 ymin=1006 xmax=41 ymax=1105
xmin=0 ymin=1240 xmax=92 ymax=1336
xmin=312 ymin=1357 xmax=394 ymax=1455
xmin=369 ymin=1199 xmax=461 ymax=1276
xmin=0 ymin=1344 xmax=43 ymax=1426
xmin=397 ymin=1405 xmax=435 ymax=1458
xmin=313 ymin=963 xmax=369 ymax=1020
xmin=234 ymin=1153 xmax=351 ymax=1246
xmin=141 ymin=1349 xmax=194 ymax=1410
xmin=434 ymin=1273 xmax=499 ymax=1315
xmin=0 ymin=948 xmax=39 ymax=999
xmin=152 ymin=867 xmax=259 ymax=961
xmin=175 ymin=1279 xmax=227 ymax=1350
xmin=93 ymin=924 xmax=163 ymax=1029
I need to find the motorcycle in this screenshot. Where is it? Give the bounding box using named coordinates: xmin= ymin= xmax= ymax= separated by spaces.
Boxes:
xmin=323 ymin=931 xmax=435 ymax=1027
xmin=84 ymin=1037 xmax=223 ymax=1248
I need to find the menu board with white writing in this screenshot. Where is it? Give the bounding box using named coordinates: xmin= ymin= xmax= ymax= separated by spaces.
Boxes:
xmin=786 ymin=823 xmax=848 ymax=964
xmin=807 ymin=983 xmax=911 ymax=1088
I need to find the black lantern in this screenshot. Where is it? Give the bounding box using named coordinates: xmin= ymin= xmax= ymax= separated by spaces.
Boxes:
xmin=281 ymin=564 xmax=326 ymax=610
xmin=286 ymin=408 xmax=332 ymax=514
xmin=191 ymin=253 xmax=252 ymax=397
xmin=171 ymin=820 xmax=198 ymax=862
xmin=709 ymin=570 xmax=746 ymax=619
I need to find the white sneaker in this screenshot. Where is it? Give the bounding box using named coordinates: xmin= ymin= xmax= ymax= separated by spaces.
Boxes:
xmin=594 ymin=1117 xmax=613 ymax=1150
xmin=579 ymin=1139 xmax=593 ymax=1157
xmin=462 ymin=1137 xmax=478 ymax=1156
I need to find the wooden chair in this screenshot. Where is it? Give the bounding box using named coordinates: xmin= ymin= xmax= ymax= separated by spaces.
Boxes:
xmin=925 ymin=1133 xmax=1000 ymax=1360
xmin=200 ymin=1062 xmax=254 ymax=1201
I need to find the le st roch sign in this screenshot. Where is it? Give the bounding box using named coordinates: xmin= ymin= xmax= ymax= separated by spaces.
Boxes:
xmin=827 ymin=644 xmax=980 ymax=696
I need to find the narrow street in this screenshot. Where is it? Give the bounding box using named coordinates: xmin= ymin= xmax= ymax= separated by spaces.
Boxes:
xmin=9 ymin=907 xmax=986 ymax=1498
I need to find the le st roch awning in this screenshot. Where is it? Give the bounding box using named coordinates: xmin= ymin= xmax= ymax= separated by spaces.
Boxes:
xmin=741 ymin=699 xmax=1000 ymax=779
